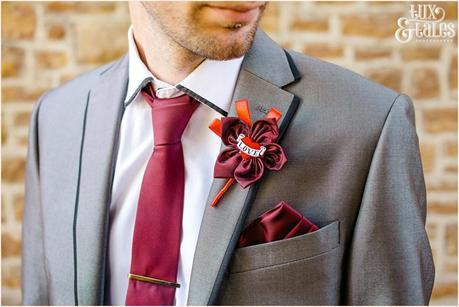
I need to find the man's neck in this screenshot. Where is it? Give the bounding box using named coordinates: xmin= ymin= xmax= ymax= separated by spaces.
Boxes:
xmin=131 ymin=21 xmax=205 ymax=85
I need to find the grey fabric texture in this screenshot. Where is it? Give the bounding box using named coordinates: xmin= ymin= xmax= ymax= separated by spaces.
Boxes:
xmin=22 ymin=28 xmax=434 ymax=306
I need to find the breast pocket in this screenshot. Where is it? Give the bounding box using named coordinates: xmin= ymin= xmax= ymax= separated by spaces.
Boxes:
xmin=230 ymin=219 xmax=340 ymax=273
xmin=218 ymin=220 xmax=341 ymax=305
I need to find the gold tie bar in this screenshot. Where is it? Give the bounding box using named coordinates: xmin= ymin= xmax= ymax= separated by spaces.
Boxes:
xmin=128 ymin=273 xmax=181 ymax=288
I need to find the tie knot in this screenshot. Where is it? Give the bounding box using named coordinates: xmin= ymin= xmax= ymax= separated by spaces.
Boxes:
xmin=142 ymin=85 xmax=199 ymax=146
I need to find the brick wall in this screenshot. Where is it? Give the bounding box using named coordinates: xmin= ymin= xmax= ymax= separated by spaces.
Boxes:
xmin=2 ymin=1 xmax=457 ymax=305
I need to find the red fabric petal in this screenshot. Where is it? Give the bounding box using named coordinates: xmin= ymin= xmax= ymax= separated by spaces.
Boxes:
xmin=221 ymin=117 xmax=249 ymax=146
xmin=263 ymin=143 xmax=287 ymax=171
xmin=250 ymin=118 xmax=279 ymax=145
xmin=214 ymin=147 xmax=241 ymax=178
xmin=234 ymin=158 xmax=265 ymax=188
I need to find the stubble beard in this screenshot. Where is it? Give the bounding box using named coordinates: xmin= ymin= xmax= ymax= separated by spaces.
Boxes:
xmin=143 ymin=3 xmax=266 ymax=61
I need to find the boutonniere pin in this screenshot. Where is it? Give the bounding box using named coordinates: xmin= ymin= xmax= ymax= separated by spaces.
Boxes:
xmin=208 ymin=99 xmax=287 ymax=207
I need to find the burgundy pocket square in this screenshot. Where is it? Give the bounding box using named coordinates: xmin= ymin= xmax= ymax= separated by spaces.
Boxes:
xmin=237 ymin=201 xmax=319 ymax=248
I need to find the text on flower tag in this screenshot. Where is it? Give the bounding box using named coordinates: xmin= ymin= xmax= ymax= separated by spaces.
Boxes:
xmin=237 ymin=134 xmax=266 ymax=158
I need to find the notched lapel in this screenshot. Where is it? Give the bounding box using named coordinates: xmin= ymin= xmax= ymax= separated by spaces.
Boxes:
xmin=187 ymin=30 xmax=301 ymax=306
xmin=74 ymin=55 xmax=129 ymax=305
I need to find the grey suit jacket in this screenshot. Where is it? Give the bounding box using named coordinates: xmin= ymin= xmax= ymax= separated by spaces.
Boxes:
xmin=22 ymin=29 xmax=434 ymax=305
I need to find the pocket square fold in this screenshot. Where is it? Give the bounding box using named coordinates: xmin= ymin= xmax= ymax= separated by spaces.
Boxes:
xmin=237 ymin=201 xmax=319 ymax=248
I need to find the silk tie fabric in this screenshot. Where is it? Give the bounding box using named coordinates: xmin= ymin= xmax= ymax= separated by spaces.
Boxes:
xmin=125 ymin=84 xmax=199 ymax=305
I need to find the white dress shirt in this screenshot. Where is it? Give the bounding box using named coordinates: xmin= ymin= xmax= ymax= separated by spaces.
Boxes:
xmin=107 ymin=26 xmax=244 ymax=305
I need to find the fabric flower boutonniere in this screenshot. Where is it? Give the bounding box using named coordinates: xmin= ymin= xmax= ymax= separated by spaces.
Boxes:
xmin=208 ymin=99 xmax=287 ymax=207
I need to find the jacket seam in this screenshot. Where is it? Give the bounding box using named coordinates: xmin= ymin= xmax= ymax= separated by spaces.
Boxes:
xmin=349 ymin=93 xmax=403 ymax=238
xmin=341 ymin=93 xmax=403 ymax=302
xmin=72 ymin=90 xmax=91 ymax=306
xmin=34 ymin=92 xmax=52 ymax=305
xmin=359 ymin=93 xmax=402 ymax=201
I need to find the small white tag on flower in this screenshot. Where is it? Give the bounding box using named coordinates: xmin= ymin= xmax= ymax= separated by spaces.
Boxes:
xmin=237 ymin=134 xmax=266 ymax=158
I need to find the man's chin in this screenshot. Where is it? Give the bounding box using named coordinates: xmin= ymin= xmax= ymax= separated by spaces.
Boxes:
xmin=197 ymin=42 xmax=250 ymax=60
xmin=196 ymin=29 xmax=256 ymax=60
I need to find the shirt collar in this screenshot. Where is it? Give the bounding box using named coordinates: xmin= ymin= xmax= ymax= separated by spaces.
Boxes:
xmin=124 ymin=26 xmax=244 ymax=116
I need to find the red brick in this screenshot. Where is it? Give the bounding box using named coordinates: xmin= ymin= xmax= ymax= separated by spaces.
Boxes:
xmin=366 ymin=68 xmax=402 ymax=92
xmin=1 ymin=232 xmax=21 ymax=258
xmin=2 ymin=47 xmax=24 ymax=78
xmin=423 ymin=108 xmax=457 ymax=133
xmin=1 ymin=2 xmax=36 ymax=39
xmin=46 ymin=2 xmax=116 ymax=13
xmin=303 ymin=43 xmax=343 ymax=58
xmin=411 ymin=69 xmax=439 ymax=99
xmin=341 ymin=14 xmax=399 ymax=38
xmin=1 ymin=158 xmax=26 ymax=183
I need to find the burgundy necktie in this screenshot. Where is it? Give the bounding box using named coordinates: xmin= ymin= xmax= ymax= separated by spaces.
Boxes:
xmin=125 ymin=84 xmax=199 ymax=305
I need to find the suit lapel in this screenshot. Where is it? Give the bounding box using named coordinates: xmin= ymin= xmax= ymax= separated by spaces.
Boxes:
xmin=187 ymin=29 xmax=301 ymax=305
xmin=73 ymin=55 xmax=129 ymax=305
